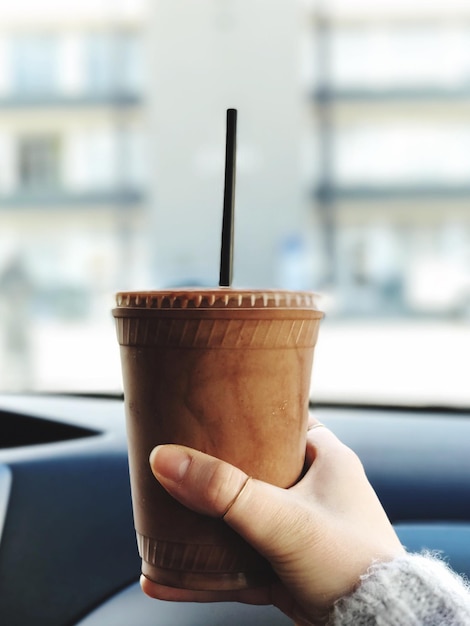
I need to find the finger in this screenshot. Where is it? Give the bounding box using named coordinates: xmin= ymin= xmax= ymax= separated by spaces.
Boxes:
xmin=140 ymin=574 xmax=273 ymax=605
xmin=305 ymin=424 xmax=364 ymax=480
xmin=304 ymin=420 xmax=338 ymax=467
xmin=150 ymin=444 xmax=249 ymax=516
xmin=307 ymin=413 xmax=317 ymax=429
xmin=141 ymin=573 xmax=298 ymax=622
xmin=149 ymin=444 xmax=311 ymax=564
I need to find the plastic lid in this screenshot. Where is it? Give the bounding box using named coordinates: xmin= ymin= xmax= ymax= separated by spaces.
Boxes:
xmin=115 ymin=288 xmax=321 ymax=310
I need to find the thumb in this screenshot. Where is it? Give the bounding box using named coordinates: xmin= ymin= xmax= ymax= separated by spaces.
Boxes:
xmin=149 ymin=444 xmax=305 ymax=563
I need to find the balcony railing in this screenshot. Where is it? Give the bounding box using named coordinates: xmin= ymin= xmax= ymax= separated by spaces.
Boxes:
xmin=0 ymin=92 xmax=142 ymax=108
xmin=314 ymin=183 xmax=470 ymax=202
xmin=313 ymin=86 xmax=470 ymax=104
xmin=0 ymin=188 xmax=145 ymax=208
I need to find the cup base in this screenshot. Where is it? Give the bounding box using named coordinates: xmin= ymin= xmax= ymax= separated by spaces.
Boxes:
xmin=137 ymin=532 xmax=276 ymax=591
xmin=141 ymin=561 xmax=275 ymax=591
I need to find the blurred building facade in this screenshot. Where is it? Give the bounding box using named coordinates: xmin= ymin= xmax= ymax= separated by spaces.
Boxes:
xmin=2 ymin=0 xmax=468 ymax=317
xmin=310 ymin=1 xmax=470 ymax=316
xmin=0 ymin=1 xmax=146 ymax=322
xmin=0 ymin=0 xmax=469 ymax=392
xmin=145 ymin=0 xmax=470 ymax=315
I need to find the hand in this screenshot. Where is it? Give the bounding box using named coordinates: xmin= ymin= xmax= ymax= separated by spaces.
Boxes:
xmin=141 ymin=419 xmax=404 ymax=625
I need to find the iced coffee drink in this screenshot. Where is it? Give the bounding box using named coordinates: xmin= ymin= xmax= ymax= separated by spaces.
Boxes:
xmin=113 ymin=288 xmax=323 ymax=591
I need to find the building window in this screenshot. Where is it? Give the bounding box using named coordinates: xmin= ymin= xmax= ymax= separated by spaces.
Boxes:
xmin=11 ymin=35 xmax=59 ymax=95
xmin=17 ymin=135 xmax=61 ymax=191
xmin=85 ymin=32 xmax=142 ymax=97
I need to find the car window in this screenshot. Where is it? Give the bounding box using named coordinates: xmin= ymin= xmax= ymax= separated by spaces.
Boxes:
xmin=0 ymin=0 xmax=468 ymax=408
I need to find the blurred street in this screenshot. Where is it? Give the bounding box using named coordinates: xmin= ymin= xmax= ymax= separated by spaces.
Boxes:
xmin=2 ymin=317 xmax=467 ymax=409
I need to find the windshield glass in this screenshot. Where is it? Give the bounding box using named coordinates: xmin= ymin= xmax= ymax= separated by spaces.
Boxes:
xmin=0 ymin=0 xmax=468 ymax=408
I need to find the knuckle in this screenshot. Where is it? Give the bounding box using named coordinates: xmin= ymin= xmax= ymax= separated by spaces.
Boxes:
xmin=339 ymin=442 xmax=365 ymax=474
xmin=204 ymin=462 xmax=238 ymax=513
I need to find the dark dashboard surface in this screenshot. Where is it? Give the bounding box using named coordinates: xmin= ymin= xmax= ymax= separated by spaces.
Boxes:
xmin=0 ymin=394 xmax=469 ymax=626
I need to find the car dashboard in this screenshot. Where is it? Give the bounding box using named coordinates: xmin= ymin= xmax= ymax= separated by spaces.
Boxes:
xmin=0 ymin=394 xmax=469 ymax=625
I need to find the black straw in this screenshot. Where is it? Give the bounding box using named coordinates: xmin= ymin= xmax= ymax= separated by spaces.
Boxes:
xmin=219 ymin=108 xmax=237 ymax=287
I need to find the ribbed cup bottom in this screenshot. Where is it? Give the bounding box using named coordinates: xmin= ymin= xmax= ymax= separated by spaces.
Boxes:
xmin=138 ymin=533 xmax=275 ymax=591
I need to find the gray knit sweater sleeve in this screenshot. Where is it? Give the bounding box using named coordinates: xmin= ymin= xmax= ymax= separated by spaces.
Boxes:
xmin=329 ymin=553 xmax=470 ymax=625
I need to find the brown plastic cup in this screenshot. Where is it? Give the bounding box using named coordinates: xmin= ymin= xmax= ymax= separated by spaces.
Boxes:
xmin=112 ymin=288 xmax=323 ymax=591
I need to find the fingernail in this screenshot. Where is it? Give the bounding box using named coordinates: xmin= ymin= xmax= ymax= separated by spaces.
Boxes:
xmin=149 ymin=445 xmax=191 ymax=483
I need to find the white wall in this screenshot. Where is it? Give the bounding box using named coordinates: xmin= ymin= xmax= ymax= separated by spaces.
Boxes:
xmin=145 ymin=0 xmax=310 ymax=288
